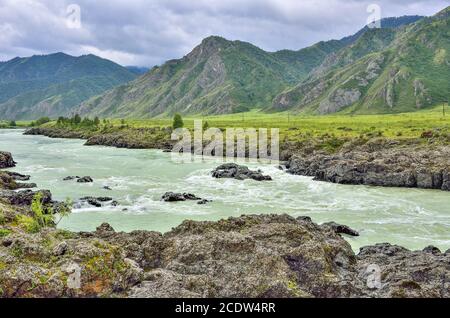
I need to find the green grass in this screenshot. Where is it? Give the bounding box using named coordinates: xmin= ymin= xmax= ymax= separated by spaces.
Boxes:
xmin=103 ymin=105 xmax=450 ymax=140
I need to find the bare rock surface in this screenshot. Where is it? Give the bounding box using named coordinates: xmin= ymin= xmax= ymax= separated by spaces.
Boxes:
xmin=286 ymin=141 xmax=450 ymax=191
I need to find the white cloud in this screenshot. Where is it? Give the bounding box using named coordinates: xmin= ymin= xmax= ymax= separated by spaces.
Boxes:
xmin=0 ymin=0 xmax=448 ymax=66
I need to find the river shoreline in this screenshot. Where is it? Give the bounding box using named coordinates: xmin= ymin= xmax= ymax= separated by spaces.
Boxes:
xmin=24 ymin=126 xmax=450 ymax=192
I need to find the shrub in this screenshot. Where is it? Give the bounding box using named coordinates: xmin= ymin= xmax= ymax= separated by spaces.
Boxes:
xmin=31 ymin=192 xmax=54 ymax=228
xmin=73 ymin=114 xmax=81 ymax=125
xmin=35 ymin=117 xmax=51 ymax=126
xmin=203 ymin=121 xmax=210 ymax=131
xmin=0 ymin=229 xmax=11 ymax=238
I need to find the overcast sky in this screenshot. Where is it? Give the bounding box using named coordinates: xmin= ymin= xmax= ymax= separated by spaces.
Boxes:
xmin=0 ymin=0 xmax=448 ymax=66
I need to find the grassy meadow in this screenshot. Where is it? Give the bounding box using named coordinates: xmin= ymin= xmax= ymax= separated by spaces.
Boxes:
xmin=103 ymin=105 xmax=450 ymax=139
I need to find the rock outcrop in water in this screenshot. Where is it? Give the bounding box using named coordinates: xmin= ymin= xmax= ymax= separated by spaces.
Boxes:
xmin=212 ymin=163 xmax=272 ymax=181
xmin=1 ymin=151 xmax=448 ymax=298
xmin=286 ymin=141 xmax=450 ymax=191
xmin=161 ymin=192 xmax=209 ymax=203
xmin=77 ymin=176 xmax=93 ymax=183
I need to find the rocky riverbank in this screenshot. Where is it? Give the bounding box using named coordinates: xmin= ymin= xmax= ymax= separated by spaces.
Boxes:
xmin=24 ymin=127 xmax=173 ymax=150
xmin=285 ymin=138 xmax=450 ymax=191
xmin=0 ymin=151 xmax=449 ymax=298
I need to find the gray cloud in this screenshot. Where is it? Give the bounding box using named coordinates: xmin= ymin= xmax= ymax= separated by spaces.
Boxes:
xmin=0 ymin=0 xmax=448 ymax=66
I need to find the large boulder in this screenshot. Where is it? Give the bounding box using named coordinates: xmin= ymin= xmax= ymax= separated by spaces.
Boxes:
xmin=127 ymin=214 xmax=359 ymax=298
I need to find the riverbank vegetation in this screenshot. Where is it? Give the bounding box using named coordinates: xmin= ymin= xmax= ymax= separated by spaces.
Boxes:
xmin=18 ymin=105 xmax=449 ymax=150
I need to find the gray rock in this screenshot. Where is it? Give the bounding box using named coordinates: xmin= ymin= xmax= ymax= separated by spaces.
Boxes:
xmin=161 ymin=192 xmax=202 ymax=202
xmin=78 ymin=196 xmax=115 ymax=208
xmin=77 ymin=176 xmax=93 ymax=183
xmin=53 ymin=242 xmax=68 ymax=256
xmin=422 ymin=246 xmax=441 ymax=255
xmin=63 ymin=176 xmax=80 ymax=181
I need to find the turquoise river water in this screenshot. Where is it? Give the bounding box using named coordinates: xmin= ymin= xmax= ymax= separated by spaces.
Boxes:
xmin=1 ymin=129 xmax=449 ymax=251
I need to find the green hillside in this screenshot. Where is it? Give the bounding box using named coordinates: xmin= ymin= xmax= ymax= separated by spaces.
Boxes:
xmin=75 ymin=36 xmax=336 ymax=118
xmin=0 ymin=53 xmax=137 ymax=120
xmin=74 ymin=13 xmax=433 ymax=118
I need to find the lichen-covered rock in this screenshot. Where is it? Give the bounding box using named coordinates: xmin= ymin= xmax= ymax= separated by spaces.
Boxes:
xmin=357 ymin=243 xmax=449 ymax=298
xmin=127 ymin=214 xmax=360 ymax=298
xmin=322 ymin=222 xmax=360 ymax=237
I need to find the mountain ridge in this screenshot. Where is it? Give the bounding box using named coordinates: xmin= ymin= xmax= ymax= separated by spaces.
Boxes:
xmin=73 ymin=13 xmax=436 ymax=118
xmin=0 ymin=53 xmax=137 ymax=120
xmin=272 ymin=7 xmax=449 ymax=114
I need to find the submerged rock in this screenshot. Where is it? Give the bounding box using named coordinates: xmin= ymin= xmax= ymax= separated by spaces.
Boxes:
xmin=286 ymin=143 xmax=450 ymax=191
xmin=422 ymin=246 xmax=442 ymax=255
xmin=212 ymin=163 xmax=272 ymax=181
xmin=63 ymin=176 xmax=80 ymax=181
xmin=78 ymin=196 xmax=117 ymax=208
xmin=77 ymin=176 xmax=93 ymax=183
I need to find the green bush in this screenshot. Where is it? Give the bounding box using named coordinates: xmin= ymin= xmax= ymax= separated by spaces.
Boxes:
xmin=35 ymin=117 xmax=51 ymax=126
xmin=31 ymin=192 xmax=54 ymax=228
